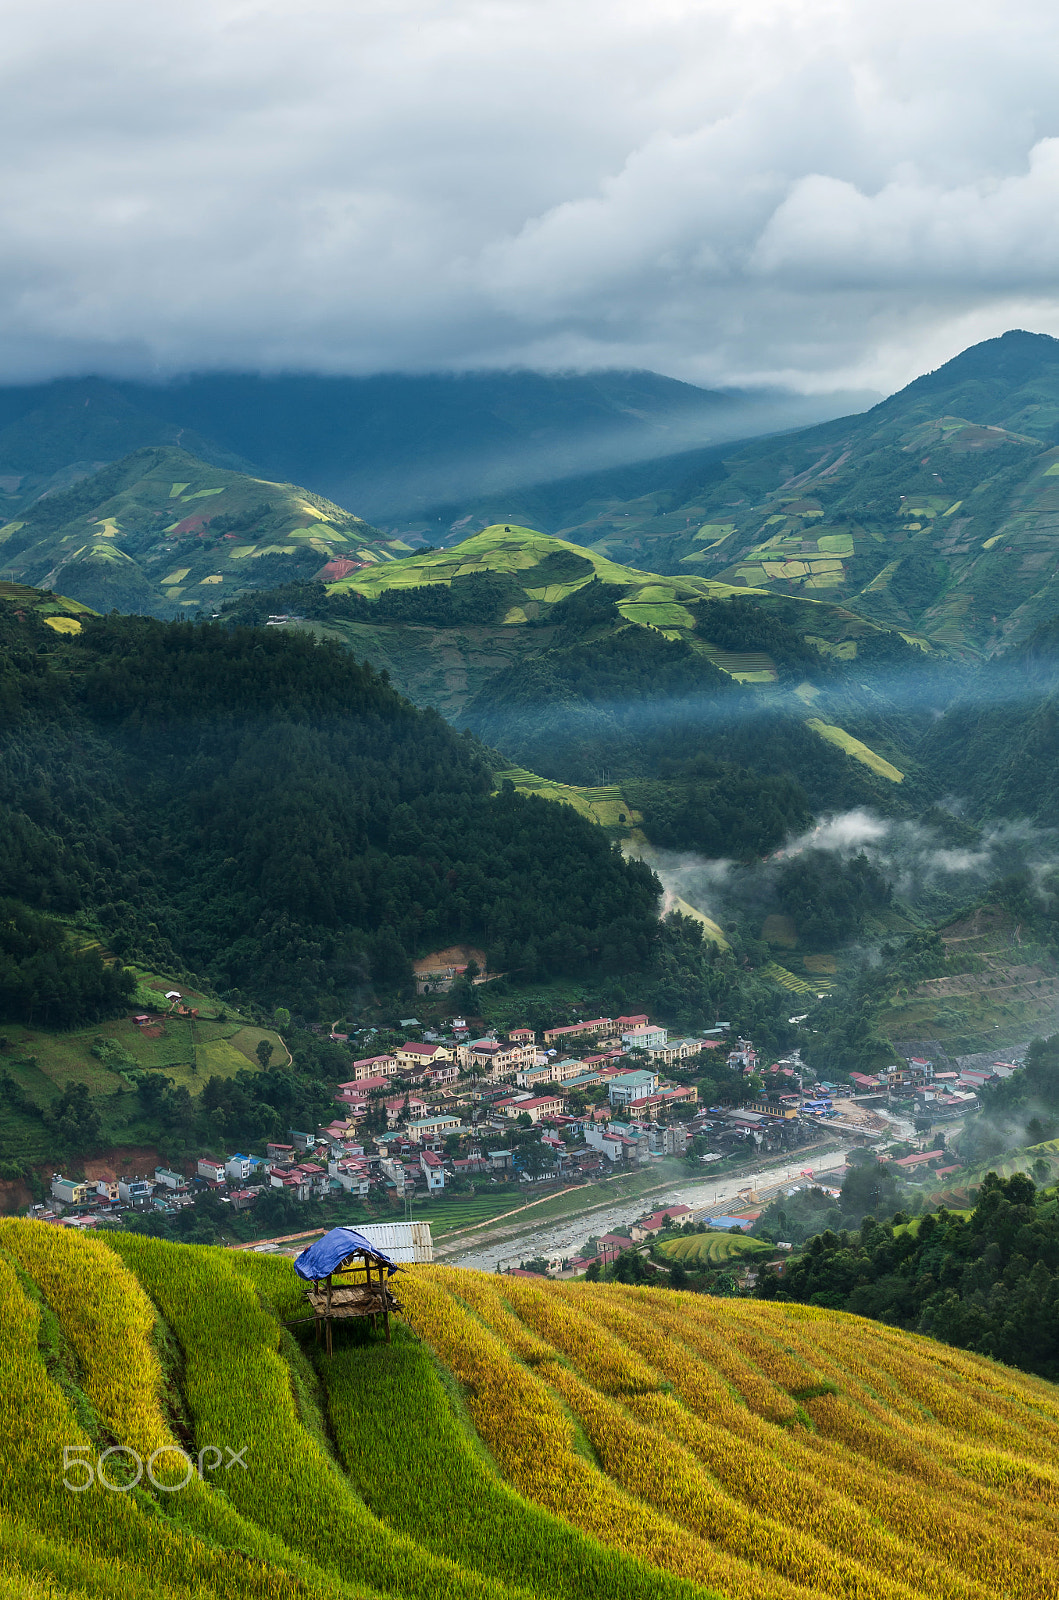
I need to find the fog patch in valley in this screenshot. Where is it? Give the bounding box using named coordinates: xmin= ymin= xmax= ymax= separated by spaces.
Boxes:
xmin=635 ymin=808 xmax=1059 ymax=940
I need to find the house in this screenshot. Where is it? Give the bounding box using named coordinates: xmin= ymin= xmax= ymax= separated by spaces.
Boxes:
xmin=379 ymin=1156 xmax=413 ymax=1191
xmin=615 ymin=1014 xmax=649 ymax=1030
xmin=489 ymin=1149 xmax=513 ymax=1170
xmin=265 ymin=1142 xmax=295 ymax=1162
xmin=549 ymin=1057 xmax=588 ymax=1083
xmin=349 ymin=1054 xmax=399 ymax=1081
xmin=196 ymin=1157 xmax=226 ymax=1183
xmin=459 ymin=1038 xmax=535 ymax=1077
xmin=289 ymin=1129 xmax=317 ymax=1152
xmin=117 ymin=1176 xmax=155 ymax=1205
xmin=542 ymin=1017 xmax=613 ymax=1046
xmin=647 ymin=1123 xmax=691 ymax=1157
xmin=328 ymin=1158 xmax=371 ymax=1197
xmin=596 ymin=1233 xmax=638 ymax=1258
xmin=385 ymin=1092 xmax=427 ymax=1126
xmin=94 ymin=1180 xmax=120 ymax=1203
xmin=621 ymin=1025 xmax=667 ymax=1052
xmin=270 ymin=1167 xmax=310 ymax=1202
xmin=609 ymin=1069 xmax=659 ymax=1108
xmin=584 ymin=1128 xmax=627 ymax=1162
xmin=334 ymin=1091 xmax=368 ymax=1118
xmin=890 ymin=1149 xmax=947 ymax=1172
xmin=336 ymin=1075 xmax=390 ymax=1099
xmin=515 ymin=1061 xmax=557 ymax=1090
xmin=50 ymin=1175 xmax=89 ymax=1206
xmin=507 ymin=1027 xmax=535 ymax=1046
xmin=561 ymin=1069 xmax=604 ymax=1092
xmin=646 ymin=1037 xmax=703 ymax=1068
xmin=407 ymin=1113 xmax=461 ymax=1143
xmin=631 ymin=1205 xmax=693 ymax=1240
xmin=226 ymin=1188 xmax=258 ymax=1212
xmin=503 ymin=1094 xmax=563 ymax=1124
xmin=225 ymin=1153 xmax=258 ymax=1184
xmin=153 ymin=1167 xmax=189 ymax=1193
xmin=420 ymin=1150 xmax=446 ymax=1192
xmin=394 ymin=1042 xmax=453 ymax=1070
xmin=426 ymin=1060 xmax=460 ymax=1087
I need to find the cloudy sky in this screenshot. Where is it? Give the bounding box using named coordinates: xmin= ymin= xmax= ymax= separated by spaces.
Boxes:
xmin=4 ymin=0 xmax=1059 ymax=393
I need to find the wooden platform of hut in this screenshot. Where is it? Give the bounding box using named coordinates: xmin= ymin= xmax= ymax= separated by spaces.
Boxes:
xmin=302 ymin=1248 xmax=402 ymax=1353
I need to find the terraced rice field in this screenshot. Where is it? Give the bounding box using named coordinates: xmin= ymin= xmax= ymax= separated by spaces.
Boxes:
xmin=6 ymin=1223 xmax=1059 ymax=1600
xmin=656 ymin=1231 xmax=772 ymax=1265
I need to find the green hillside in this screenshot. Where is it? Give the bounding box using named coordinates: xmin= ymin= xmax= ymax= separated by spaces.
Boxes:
xmin=328 ymin=521 xmax=888 ymax=657
xmin=498 ymin=331 xmax=1059 ymax=656
xmin=309 ymin=523 xmax=933 ymax=830
xmin=0 ymin=446 xmax=405 ymax=617
xmin=4 ymin=1225 xmax=1059 ymax=1600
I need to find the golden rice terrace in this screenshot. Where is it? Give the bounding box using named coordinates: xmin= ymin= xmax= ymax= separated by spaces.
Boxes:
xmin=2 ymin=1218 xmax=1059 ymax=1600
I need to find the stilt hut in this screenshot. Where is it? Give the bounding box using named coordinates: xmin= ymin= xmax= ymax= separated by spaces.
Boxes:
xmin=293 ymin=1227 xmax=402 ymax=1353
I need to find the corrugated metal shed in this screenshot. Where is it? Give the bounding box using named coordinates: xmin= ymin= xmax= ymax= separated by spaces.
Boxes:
xmin=354 ymin=1221 xmax=433 ymax=1264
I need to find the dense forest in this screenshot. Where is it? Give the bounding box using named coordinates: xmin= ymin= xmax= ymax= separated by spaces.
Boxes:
xmin=0 ymin=900 xmax=135 ymax=1026
xmin=0 ymin=597 xmax=666 ymax=1015
xmin=920 ymin=617 xmax=1059 ymax=825
xmin=757 ymin=1168 xmax=1059 ymax=1380
xmin=463 ymin=616 xmax=906 ymax=825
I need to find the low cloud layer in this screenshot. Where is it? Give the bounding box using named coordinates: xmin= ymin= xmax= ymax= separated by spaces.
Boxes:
xmin=5 ymin=0 xmax=1059 ymax=389
xmin=640 ymin=808 xmax=1059 ymax=934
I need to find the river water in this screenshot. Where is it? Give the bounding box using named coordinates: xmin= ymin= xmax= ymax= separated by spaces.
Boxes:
xmin=440 ymin=1145 xmax=855 ymax=1272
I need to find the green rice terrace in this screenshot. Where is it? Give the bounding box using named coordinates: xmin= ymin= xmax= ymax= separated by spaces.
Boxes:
xmin=879 ymin=903 xmax=1059 ymax=1054
xmin=5 ymin=1222 xmax=1059 ymax=1600
xmin=656 ymin=1230 xmax=773 ymax=1266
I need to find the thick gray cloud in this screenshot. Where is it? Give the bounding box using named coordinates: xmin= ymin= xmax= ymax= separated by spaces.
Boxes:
xmin=3 ymin=0 xmax=1059 ymax=389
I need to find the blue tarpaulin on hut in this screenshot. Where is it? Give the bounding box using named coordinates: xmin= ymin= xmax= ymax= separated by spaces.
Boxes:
xmin=294 ymin=1227 xmax=399 ymax=1281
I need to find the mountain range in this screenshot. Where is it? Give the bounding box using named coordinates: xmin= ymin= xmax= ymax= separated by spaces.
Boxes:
xmin=8 ymin=331 xmax=1059 ymax=653
xmin=464 ymin=329 xmax=1059 ymax=657
xmin=0 ymin=370 xmax=859 ymax=530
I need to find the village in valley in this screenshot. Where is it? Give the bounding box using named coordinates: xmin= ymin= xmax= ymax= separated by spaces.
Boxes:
xmin=37 ymin=1002 xmax=1003 ymax=1270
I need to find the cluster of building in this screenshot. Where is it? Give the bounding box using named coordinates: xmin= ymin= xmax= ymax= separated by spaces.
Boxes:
xmin=41 ymin=1023 xmax=1012 ymax=1230
xmin=41 ymin=1015 xmax=718 ymax=1221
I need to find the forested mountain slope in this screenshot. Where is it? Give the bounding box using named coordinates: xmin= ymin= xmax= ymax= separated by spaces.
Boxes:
xmin=4 ymin=1223 xmax=1059 ymax=1600
xmin=0 ymin=446 xmax=401 ymax=617
xmin=0 ymin=585 xmax=662 ymax=1014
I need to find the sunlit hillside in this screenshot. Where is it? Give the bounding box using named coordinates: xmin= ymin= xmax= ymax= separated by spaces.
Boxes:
xmin=4 ymin=1219 xmax=1059 ymax=1600
xmin=329 ymin=522 xmax=901 ymax=668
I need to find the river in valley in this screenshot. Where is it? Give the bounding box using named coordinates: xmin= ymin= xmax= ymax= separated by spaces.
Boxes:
xmin=438 ymin=1145 xmax=856 ymax=1272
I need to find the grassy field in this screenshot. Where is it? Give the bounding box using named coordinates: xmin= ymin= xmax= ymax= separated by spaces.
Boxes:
xmin=804 ymin=719 xmax=904 ymax=782
xmin=656 ymin=1231 xmax=773 ymax=1265
xmin=492 ymin=766 xmax=643 ymax=833
xmin=431 ymin=1163 xmax=701 ymax=1247
xmin=4 ymin=1223 xmax=1059 ymax=1600
xmin=0 ymin=968 xmax=285 ymax=1169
